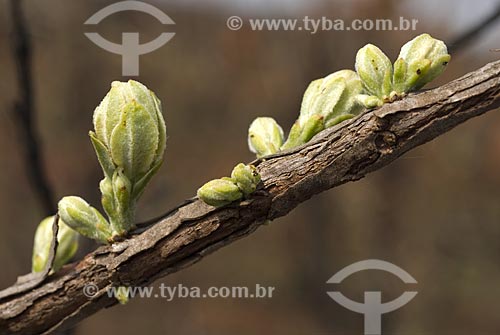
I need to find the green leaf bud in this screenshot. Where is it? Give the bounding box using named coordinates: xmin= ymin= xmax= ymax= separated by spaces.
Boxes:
xmin=282 ymin=70 xmax=364 ymax=150
xmin=248 ymin=117 xmax=284 ymax=158
xmin=108 ymin=168 xmax=134 ymax=234
xmin=231 ymin=163 xmax=261 ymax=197
xmin=355 ymin=44 xmax=393 ymax=100
xmin=92 ymin=80 xmax=166 ymax=188
xmin=114 ymin=286 xmax=130 ymax=305
xmin=58 ymin=196 xmax=113 ymax=243
xmin=322 ymin=70 xmax=364 ymax=127
xmin=32 ymin=216 xmax=79 ymax=273
xmin=309 ymin=70 xmax=364 ymax=126
xmin=394 ymin=33 xmax=450 ymax=92
xmin=197 ymin=178 xmax=243 ymax=207
xmin=99 ymin=178 xmax=115 ymax=220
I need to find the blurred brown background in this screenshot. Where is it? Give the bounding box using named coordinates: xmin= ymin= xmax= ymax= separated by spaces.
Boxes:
xmin=1 ymin=0 xmax=500 ymax=334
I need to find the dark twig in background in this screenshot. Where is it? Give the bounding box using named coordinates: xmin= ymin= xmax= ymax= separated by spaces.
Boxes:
xmin=8 ymin=2 xmax=72 ymax=334
xmin=448 ymin=3 xmax=500 ymax=54
xmin=8 ymin=0 xmax=55 ymax=215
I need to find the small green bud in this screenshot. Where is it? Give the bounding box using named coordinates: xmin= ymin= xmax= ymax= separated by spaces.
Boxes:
xmin=394 ymin=33 xmax=450 ymax=92
xmin=99 ymin=178 xmax=115 ymax=220
xmin=197 ymin=178 xmax=243 ymax=207
xmin=114 ymin=286 xmax=130 ymax=305
xmin=32 ymin=216 xmax=79 ymax=273
xmin=355 ymin=44 xmax=393 ymax=100
xmin=58 ymin=196 xmax=113 ymax=243
xmin=231 ymin=163 xmax=261 ymax=197
xmin=112 ymin=169 xmax=131 ymax=212
xmin=356 ymin=94 xmax=384 ymax=109
xmin=92 ymin=80 xmax=166 ymax=189
xmin=248 ymin=117 xmax=284 ymax=158
xmin=108 ymin=168 xmax=134 ymax=235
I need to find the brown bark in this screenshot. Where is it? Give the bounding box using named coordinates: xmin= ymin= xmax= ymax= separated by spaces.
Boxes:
xmin=1 ymin=60 xmax=499 ymax=335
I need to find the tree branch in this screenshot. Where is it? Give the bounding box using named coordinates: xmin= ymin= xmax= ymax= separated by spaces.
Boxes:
xmin=1 ymin=60 xmax=499 ymax=335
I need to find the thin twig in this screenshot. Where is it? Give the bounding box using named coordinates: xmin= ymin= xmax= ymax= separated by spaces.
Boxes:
xmin=8 ymin=0 xmax=55 ymax=215
xmin=448 ymin=4 xmax=500 ymax=54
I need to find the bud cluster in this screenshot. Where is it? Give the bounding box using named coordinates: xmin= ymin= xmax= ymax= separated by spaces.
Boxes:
xmin=58 ymin=80 xmax=167 ymax=243
xmin=355 ymin=33 xmax=450 ymax=107
xmin=31 ymin=80 xmax=167 ymax=274
xmin=197 ymin=163 xmax=261 ymax=207
xmin=246 ymin=33 xmax=450 ymax=156
xmin=31 ymin=34 xmax=450 ymax=272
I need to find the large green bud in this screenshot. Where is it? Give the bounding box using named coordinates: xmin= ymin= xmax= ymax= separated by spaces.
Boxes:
xmin=90 ymin=80 xmax=167 ymax=234
xmin=298 ymin=70 xmax=364 ymax=127
xmin=282 ymin=70 xmax=363 ymax=150
xmin=91 ymin=80 xmax=166 ymax=189
xmin=355 ymin=44 xmax=393 ymax=106
xmin=32 ymin=215 xmax=79 ymax=273
xmin=393 ymin=33 xmax=450 ymax=93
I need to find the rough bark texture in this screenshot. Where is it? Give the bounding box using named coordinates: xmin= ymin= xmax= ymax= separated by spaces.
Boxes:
xmin=1 ymin=60 xmax=499 ymax=335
